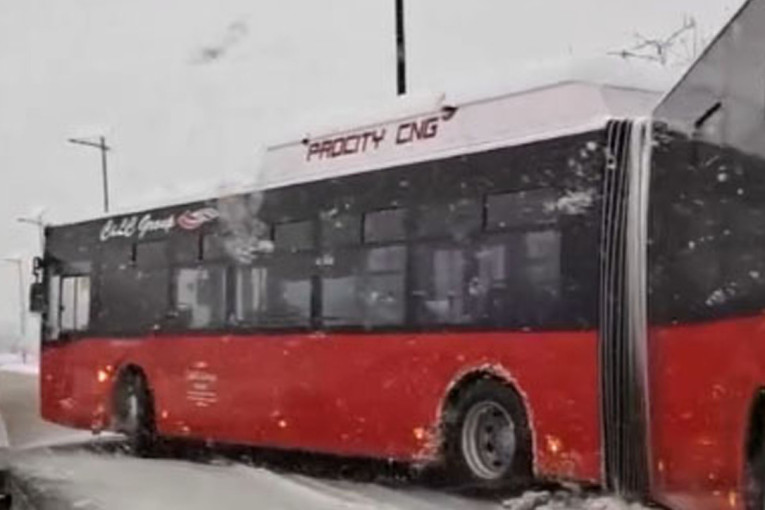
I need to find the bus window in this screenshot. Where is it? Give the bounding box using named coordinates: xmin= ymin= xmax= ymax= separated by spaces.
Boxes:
xmin=364 ymin=208 xmax=406 ymax=243
xmin=486 ymin=188 xmax=558 ymax=230
xmin=477 ymin=231 xmax=561 ymax=327
xmin=235 ymin=259 xmax=312 ymax=328
xmin=170 ymin=233 xmax=202 ymax=264
xmin=416 ymin=198 xmax=482 ymax=241
xmin=650 ymin=135 xmax=765 ymax=322
xmin=268 ymin=254 xmax=313 ymax=327
xmin=59 ymin=275 xmax=91 ymax=332
xmin=174 ymin=267 xmax=227 ymax=330
xmin=274 ymin=220 xmax=313 ymax=252
xmin=321 ymin=245 xmax=406 ymax=328
xmin=364 ymin=246 xmax=406 ymax=325
xmin=47 ymin=275 xmax=61 ymax=340
xmin=202 ymin=233 xmax=227 ymax=261
xmin=235 ymin=266 xmax=268 ymax=324
xmin=413 ymin=231 xmax=561 ymax=328
xmin=321 ymin=213 xmax=361 ymax=248
xmin=413 ymin=245 xmax=472 ymax=325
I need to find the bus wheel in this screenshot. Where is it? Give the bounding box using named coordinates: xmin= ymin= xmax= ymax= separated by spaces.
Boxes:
xmin=114 ymin=370 xmax=156 ymax=457
xmin=746 ymin=393 xmax=765 ymax=510
xmin=443 ymin=378 xmax=532 ymax=489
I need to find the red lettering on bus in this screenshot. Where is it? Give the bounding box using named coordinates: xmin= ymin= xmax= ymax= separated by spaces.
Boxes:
xmin=306 ymin=142 xmax=322 ymax=161
xmin=396 ymin=117 xmax=440 ymax=145
xmin=306 ymin=128 xmax=387 ymax=161
xmin=370 ymin=129 xmax=386 ymax=149
xmin=343 ymin=134 xmax=361 ymax=155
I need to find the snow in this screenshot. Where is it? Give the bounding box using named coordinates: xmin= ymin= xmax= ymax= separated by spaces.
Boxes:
xmin=0 ymin=353 xmax=39 ymax=376
xmin=502 ymin=491 xmax=651 ymax=510
xmin=7 ymin=448 xmax=653 ymax=510
xmin=273 ymin=57 xmax=681 ymax=148
xmin=555 ymin=190 xmax=597 ymax=215
xmin=9 ymin=449 xmax=500 ymax=510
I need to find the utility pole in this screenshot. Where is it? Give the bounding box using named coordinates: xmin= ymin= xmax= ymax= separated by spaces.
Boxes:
xmin=18 ymin=211 xmax=46 ymax=255
xmin=2 ymin=257 xmax=25 ymax=353
xmin=68 ymin=136 xmax=111 ymax=213
xmin=396 ymin=0 xmax=406 ymax=95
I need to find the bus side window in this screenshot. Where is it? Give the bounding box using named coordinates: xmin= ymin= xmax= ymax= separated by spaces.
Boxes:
xmin=173 ymin=267 xmax=227 ymax=330
xmin=274 ymin=220 xmax=313 ymax=252
xmin=486 ymin=188 xmax=558 ymax=230
xmin=59 ymin=275 xmax=91 ymax=333
xmin=321 ymin=209 xmax=407 ymax=328
xmin=47 ymin=275 xmax=61 ymax=340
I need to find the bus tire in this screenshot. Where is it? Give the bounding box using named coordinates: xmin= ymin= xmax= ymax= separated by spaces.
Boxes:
xmin=113 ymin=369 xmax=156 ymax=457
xmin=442 ymin=378 xmax=533 ymax=489
xmin=745 ymin=391 xmax=765 ymax=510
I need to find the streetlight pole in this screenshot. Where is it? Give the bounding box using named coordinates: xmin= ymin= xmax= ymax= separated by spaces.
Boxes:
xmin=396 ymin=0 xmax=406 ymax=96
xmin=1 ymin=257 xmax=25 ymax=353
xmin=68 ymin=136 xmax=111 ymax=213
xmin=17 ymin=211 xmax=46 ymax=255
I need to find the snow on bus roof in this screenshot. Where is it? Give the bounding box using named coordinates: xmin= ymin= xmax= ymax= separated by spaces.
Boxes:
xmin=268 ymin=56 xmax=681 ymax=146
xmin=52 ymin=57 xmax=683 ymax=227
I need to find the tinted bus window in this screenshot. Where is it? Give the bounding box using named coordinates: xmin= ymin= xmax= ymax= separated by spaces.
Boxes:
xmin=417 ymin=198 xmax=482 ymax=240
xmin=274 ymin=221 xmax=313 ymax=252
xmin=413 ymin=231 xmax=561 ymax=327
xmin=364 ymin=208 xmax=406 ymax=243
xmin=650 ymin=132 xmax=765 ymax=323
xmin=235 ymin=266 xmax=268 ymax=324
xmin=266 ymin=257 xmax=312 ymax=326
xmin=202 ymin=233 xmax=228 ymax=261
xmin=321 ymin=213 xmax=361 ymax=247
xmin=321 ymin=246 xmax=406 ymax=327
xmin=170 ymin=234 xmax=201 ymax=264
xmin=60 ymin=275 xmax=91 ymax=332
xmin=235 ymin=257 xmax=312 ymax=328
xmin=486 ymin=189 xmax=558 ymax=230
xmin=174 ymin=267 xmax=227 ymax=329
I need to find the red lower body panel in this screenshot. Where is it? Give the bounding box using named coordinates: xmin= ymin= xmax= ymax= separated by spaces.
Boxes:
xmin=648 ymin=316 xmax=765 ymax=510
xmin=41 ymin=330 xmax=601 ymax=482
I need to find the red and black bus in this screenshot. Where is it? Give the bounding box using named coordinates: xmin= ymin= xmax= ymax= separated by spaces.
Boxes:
xmin=30 ymin=2 xmax=765 ymax=507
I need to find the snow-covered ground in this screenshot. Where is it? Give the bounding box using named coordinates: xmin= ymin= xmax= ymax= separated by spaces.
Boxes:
xmin=0 ymin=353 xmax=39 ymax=377
xmin=7 ymin=448 xmax=652 ymax=510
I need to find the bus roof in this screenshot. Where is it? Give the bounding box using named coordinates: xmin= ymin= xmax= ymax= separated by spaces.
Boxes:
xmin=260 ymin=59 xmax=675 ymax=192
xmin=53 ymin=58 xmax=679 ymax=228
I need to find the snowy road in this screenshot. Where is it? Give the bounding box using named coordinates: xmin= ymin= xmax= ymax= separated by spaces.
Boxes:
xmin=0 ymin=363 xmax=646 ymax=510
xmin=8 ymin=449 xmax=505 ymax=510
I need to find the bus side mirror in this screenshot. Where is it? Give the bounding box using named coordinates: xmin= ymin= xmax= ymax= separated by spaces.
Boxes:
xmin=29 ymin=282 xmax=46 ymax=314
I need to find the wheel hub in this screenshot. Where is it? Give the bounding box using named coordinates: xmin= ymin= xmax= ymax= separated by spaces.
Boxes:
xmin=461 ymin=400 xmax=516 ymax=480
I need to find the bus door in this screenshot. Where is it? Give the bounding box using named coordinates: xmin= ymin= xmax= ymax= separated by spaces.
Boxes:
xmin=39 ymin=258 xmax=93 ymax=421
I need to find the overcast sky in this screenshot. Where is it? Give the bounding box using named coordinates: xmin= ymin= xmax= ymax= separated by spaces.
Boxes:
xmin=0 ymin=0 xmax=744 ymax=347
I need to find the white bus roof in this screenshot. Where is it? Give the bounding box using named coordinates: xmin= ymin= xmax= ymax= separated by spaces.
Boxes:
xmin=257 ymin=58 xmax=675 ymax=192
xmin=56 ymin=58 xmax=681 ymax=225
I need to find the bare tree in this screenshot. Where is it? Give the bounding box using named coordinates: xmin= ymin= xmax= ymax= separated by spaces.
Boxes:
xmin=609 ymin=16 xmax=704 ymax=66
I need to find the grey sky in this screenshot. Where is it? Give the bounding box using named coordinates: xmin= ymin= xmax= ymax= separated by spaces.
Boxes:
xmin=0 ymin=0 xmax=744 ymax=346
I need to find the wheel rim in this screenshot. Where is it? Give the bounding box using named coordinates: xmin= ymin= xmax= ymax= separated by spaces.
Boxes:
xmin=123 ymin=391 xmax=140 ymax=435
xmin=461 ymin=400 xmax=516 ymax=480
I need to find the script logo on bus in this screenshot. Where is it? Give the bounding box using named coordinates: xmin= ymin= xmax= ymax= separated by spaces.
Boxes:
xmin=99 ymin=207 xmax=220 ymax=242
xmin=177 ymin=207 xmax=220 ymax=231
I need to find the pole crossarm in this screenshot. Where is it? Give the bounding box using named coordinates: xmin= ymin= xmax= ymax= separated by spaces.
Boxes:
xmin=67 ymin=137 xmax=111 ymax=151
xmin=67 ymin=136 xmax=112 ymax=213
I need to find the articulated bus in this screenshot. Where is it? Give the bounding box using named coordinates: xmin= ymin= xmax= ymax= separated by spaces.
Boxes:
xmin=30 ymin=2 xmax=765 ymax=507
